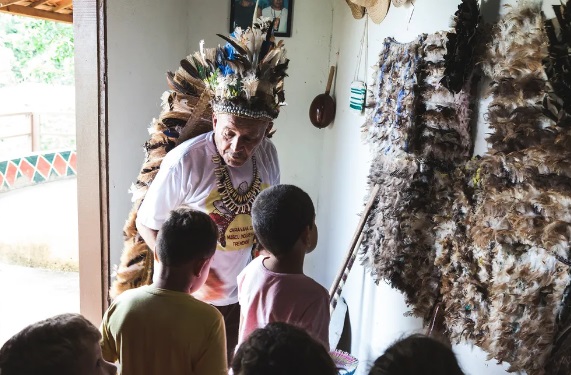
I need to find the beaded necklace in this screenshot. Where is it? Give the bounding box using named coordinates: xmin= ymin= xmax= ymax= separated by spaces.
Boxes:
xmin=212 ymin=153 xmax=262 ymax=215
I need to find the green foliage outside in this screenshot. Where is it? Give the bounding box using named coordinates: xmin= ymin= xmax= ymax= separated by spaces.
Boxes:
xmin=0 ymin=13 xmax=74 ymax=85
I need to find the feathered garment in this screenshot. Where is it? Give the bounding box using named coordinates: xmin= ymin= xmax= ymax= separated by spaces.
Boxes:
xmin=436 ymin=4 xmax=571 ymax=374
xmin=360 ymin=13 xmax=478 ymax=321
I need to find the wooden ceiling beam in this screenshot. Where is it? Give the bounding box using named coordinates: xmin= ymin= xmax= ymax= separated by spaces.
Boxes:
xmin=53 ymin=0 xmax=72 ymax=12
xmin=0 ymin=0 xmax=22 ymax=8
xmin=0 ymin=4 xmax=72 ymax=23
xmin=27 ymin=0 xmax=49 ymax=8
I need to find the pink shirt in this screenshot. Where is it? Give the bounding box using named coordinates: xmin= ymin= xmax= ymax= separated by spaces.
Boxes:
xmin=237 ymin=256 xmax=330 ymax=348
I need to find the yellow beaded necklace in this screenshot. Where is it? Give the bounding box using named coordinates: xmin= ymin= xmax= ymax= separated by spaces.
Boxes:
xmin=212 ymin=153 xmax=262 ymax=215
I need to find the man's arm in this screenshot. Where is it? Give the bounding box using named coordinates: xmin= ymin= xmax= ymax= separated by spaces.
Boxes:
xmin=136 ymin=219 xmax=158 ymax=251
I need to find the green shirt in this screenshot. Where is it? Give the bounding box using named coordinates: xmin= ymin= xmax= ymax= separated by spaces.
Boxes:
xmin=100 ymin=285 xmax=227 ymax=375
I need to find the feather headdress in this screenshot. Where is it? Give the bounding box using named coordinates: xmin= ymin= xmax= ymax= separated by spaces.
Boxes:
xmin=185 ymin=18 xmax=289 ymax=120
xmin=110 ymin=20 xmax=288 ymax=299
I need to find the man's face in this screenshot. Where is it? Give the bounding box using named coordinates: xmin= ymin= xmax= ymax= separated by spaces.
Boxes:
xmin=213 ymin=113 xmax=271 ymax=167
xmin=272 ymin=0 xmax=284 ymax=9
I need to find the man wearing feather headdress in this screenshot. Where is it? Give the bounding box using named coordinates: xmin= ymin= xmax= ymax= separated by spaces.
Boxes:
xmin=115 ymin=20 xmax=288 ymax=363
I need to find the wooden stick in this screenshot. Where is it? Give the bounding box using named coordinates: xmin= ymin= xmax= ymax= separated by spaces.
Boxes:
xmin=325 ymin=66 xmax=335 ymax=95
xmin=329 ymin=183 xmax=380 ymax=308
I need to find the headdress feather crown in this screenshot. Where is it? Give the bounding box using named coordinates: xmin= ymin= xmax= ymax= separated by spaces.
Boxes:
xmin=170 ymin=18 xmax=289 ymax=121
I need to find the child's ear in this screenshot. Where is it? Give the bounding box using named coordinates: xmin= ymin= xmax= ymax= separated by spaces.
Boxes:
xmin=300 ymin=225 xmax=312 ymax=247
xmin=193 ymin=257 xmax=212 ymax=277
xmin=153 ymin=248 xmax=160 ymax=263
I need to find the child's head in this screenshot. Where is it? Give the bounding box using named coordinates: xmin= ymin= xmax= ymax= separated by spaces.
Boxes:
xmin=156 ymin=206 xmax=218 ymax=264
xmin=252 ymin=184 xmax=317 ymax=256
xmin=231 ymin=322 xmax=337 ymax=375
xmin=0 ymin=313 xmax=116 ymax=375
xmin=369 ymin=334 xmax=464 ymax=375
xmin=155 ymin=206 xmax=218 ymax=291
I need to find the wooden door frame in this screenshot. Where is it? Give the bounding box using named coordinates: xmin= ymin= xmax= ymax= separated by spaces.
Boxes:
xmin=74 ymin=0 xmax=109 ymax=325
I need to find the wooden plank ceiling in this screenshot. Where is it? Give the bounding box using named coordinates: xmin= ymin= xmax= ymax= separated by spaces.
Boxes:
xmin=0 ymin=0 xmax=72 ymax=23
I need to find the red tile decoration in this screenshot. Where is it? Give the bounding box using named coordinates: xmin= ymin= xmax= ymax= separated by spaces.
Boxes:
xmin=36 ymin=156 xmax=51 ymax=179
xmin=52 ymin=153 xmax=67 ymax=176
xmin=5 ymin=161 xmax=18 ymax=186
xmin=0 ymin=150 xmax=77 ymax=192
xmin=19 ymin=158 xmax=35 ymax=180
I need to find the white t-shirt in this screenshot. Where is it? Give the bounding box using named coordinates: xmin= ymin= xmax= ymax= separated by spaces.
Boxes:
xmin=137 ymin=131 xmax=280 ymax=306
xmin=261 ymin=6 xmax=289 ymax=33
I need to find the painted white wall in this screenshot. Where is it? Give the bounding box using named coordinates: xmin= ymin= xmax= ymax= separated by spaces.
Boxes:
xmin=315 ymin=1 xmax=562 ymax=374
xmin=107 ymin=0 xmax=190 ymax=267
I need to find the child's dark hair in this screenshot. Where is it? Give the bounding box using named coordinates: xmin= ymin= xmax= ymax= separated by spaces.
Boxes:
xmin=232 ymin=322 xmax=337 ymax=375
xmin=369 ymin=334 xmax=464 ymax=375
xmin=155 ymin=206 xmax=218 ymax=265
xmin=0 ymin=313 xmax=101 ymax=375
xmin=252 ymin=184 xmax=315 ymax=256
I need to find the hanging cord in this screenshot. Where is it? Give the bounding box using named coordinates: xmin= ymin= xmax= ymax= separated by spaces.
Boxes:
xmin=353 ymin=15 xmax=369 ymax=82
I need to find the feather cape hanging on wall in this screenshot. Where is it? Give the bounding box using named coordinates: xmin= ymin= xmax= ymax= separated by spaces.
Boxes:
xmin=437 ymin=4 xmax=571 ymax=374
xmin=360 ymin=1 xmax=571 ymax=373
xmin=359 ymin=0 xmax=480 ymax=322
xmin=542 ymin=2 xmax=571 ymax=373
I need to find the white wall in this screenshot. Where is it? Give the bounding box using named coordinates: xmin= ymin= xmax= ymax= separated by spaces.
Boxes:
xmin=314 ymin=1 xmax=562 ymax=374
xmin=107 ymin=0 xmax=190 ymax=266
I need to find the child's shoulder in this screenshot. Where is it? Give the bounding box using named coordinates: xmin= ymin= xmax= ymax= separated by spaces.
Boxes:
xmin=298 ymin=275 xmax=328 ymax=296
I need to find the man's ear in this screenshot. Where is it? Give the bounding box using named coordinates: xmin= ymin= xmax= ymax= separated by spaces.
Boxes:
xmin=212 ymin=113 xmax=218 ymax=131
xmin=265 ymin=121 xmax=274 ymax=137
xmin=193 ymin=257 xmax=212 ymax=277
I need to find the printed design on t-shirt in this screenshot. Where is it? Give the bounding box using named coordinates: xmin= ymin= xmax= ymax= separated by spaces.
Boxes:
xmin=207 ymin=181 xmax=252 ymax=251
xmin=206 ymin=181 xmax=270 ymax=251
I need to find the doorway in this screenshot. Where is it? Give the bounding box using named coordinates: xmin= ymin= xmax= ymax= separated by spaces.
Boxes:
xmin=0 ymin=0 xmax=109 ymax=341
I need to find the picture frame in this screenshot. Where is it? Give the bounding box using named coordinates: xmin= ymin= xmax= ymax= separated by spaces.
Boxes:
xmin=230 ymin=0 xmax=293 ymax=38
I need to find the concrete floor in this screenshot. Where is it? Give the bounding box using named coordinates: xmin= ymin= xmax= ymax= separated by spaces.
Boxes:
xmin=0 ymin=262 xmax=79 ymax=345
xmin=0 ymin=178 xmax=80 ymax=345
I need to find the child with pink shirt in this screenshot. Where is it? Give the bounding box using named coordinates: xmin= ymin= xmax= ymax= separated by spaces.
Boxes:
xmin=236 ymin=184 xmax=330 ymax=349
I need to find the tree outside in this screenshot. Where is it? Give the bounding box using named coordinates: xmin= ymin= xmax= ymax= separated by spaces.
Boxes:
xmin=0 ymin=13 xmax=74 ymax=86
xmin=0 ymin=13 xmax=75 ymax=159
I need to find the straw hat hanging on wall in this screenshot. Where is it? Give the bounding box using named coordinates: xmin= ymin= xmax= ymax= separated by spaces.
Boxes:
xmin=345 ymin=0 xmax=391 ymax=24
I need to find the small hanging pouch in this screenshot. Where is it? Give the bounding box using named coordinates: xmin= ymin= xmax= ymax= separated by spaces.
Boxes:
xmin=350 ymin=16 xmax=368 ymax=114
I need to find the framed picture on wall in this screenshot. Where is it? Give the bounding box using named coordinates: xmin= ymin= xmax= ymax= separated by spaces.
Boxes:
xmin=230 ymin=0 xmax=293 ymax=38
